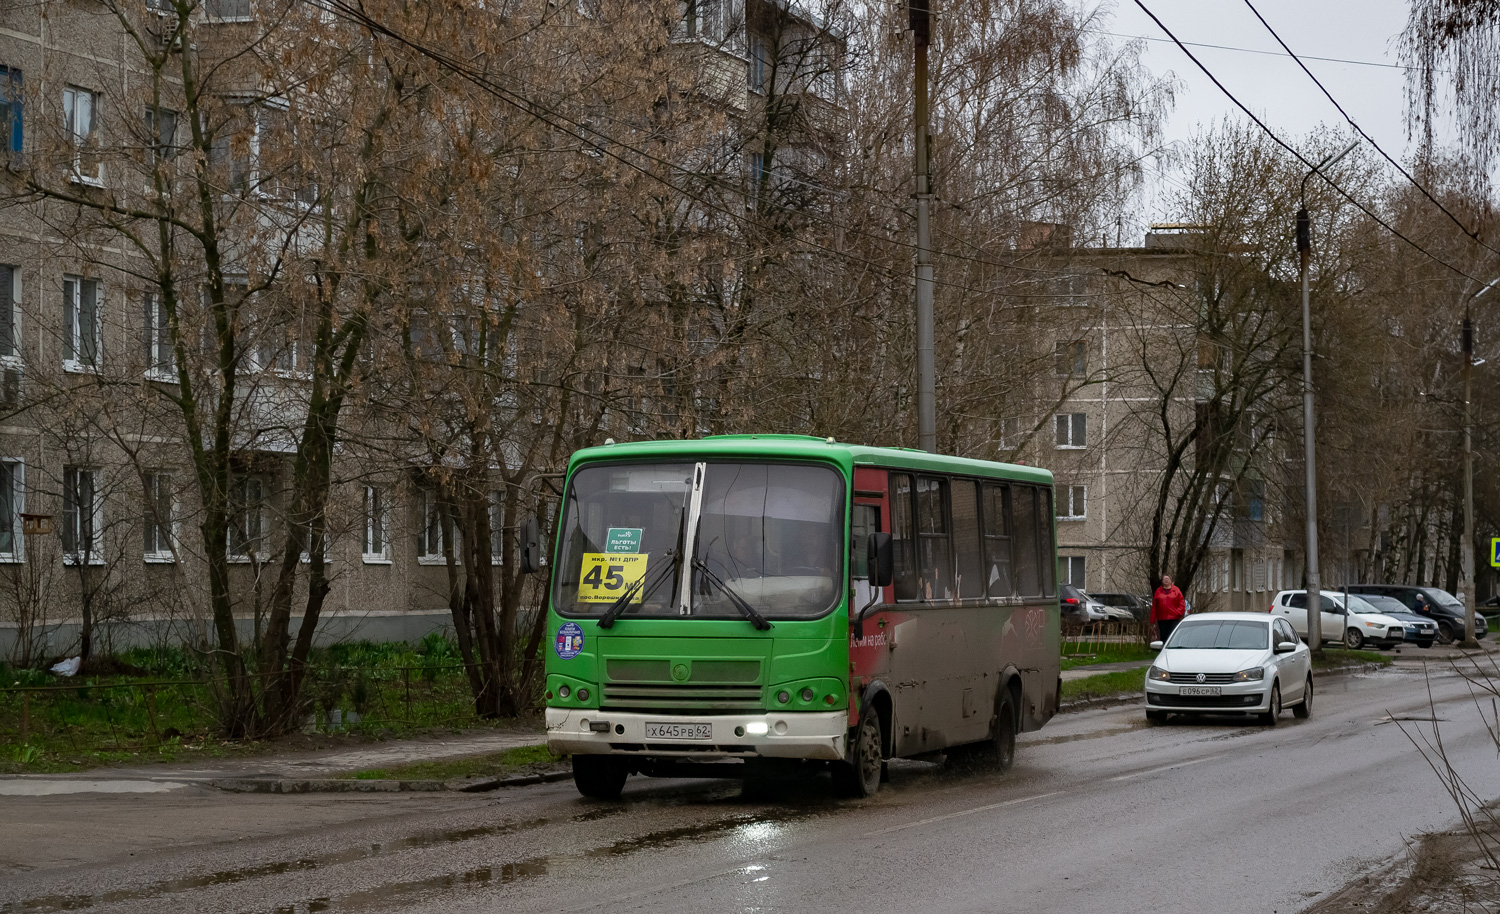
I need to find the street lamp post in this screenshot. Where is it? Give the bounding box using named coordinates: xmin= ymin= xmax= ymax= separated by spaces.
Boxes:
xmin=1297 ymin=141 xmax=1357 ymax=654
xmin=1461 ymin=278 xmax=1497 ymax=648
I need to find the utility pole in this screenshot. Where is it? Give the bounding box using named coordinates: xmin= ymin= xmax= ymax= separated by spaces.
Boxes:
xmin=1461 ymin=277 xmax=1496 ymax=648
xmin=1297 ymin=205 xmax=1323 ymax=654
xmin=911 ymin=0 xmax=936 ymax=454
xmin=1297 ymin=141 xmax=1356 ymax=654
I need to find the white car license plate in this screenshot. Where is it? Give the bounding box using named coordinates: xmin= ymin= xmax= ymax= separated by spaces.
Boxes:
xmin=645 ymin=721 xmax=713 ymax=740
xmin=1178 ymin=686 xmax=1221 ymax=696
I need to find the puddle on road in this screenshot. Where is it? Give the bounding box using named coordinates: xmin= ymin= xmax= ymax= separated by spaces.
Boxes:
xmin=0 ymin=818 xmax=554 ymax=914
xmin=253 ymin=807 xmax=821 ymax=913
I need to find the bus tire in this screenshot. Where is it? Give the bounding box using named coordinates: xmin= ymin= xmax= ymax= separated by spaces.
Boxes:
xmin=835 ymin=704 xmax=884 ymax=798
xmin=572 ymin=755 xmax=627 ymax=800
xmin=988 ymin=694 xmax=1018 ymax=773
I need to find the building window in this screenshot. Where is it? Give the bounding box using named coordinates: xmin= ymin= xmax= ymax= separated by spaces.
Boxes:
xmin=62 ymin=275 xmax=100 ymax=370
xmin=1054 ymin=412 xmax=1086 ymax=448
xmin=1055 ymin=340 xmax=1086 ymax=377
xmin=417 ymin=487 xmax=459 ymax=564
xmin=144 ymin=291 xmax=175 ymax=379
xmin=0 ymin=264 xmax=17 ymax=360
xmin=489 ymin=490 xmax=504 ymax=565
xmin=0 ymin=67 xmax=21 ymax=160
xmin=143 ymin=472 xmax=174 ymax=561
xmin=1057 ymin=485 xmax=1086 ymax=520
xmin=300 ymin=523 xmax=327 ymax=564
xmin=1059 ymin=555 xmax=1085 ymax=587
xmin=0 ymin=459 xmax=22 ymax=561
xmin=205 ymin=0 xmax=253 ymax=20
xmin=146 ymin=106 xmax=177 ymax=166
xmin=995 ymin=416 xmax=1021 ymax=451
xmin=1231 ymin=548 xmax=1244 ymax=592
xmin=63 ymin=86 xmax=102 ymax=184
xmin=229 ymin=476 xmax=267 ymax=560
xmin=62 ymin=466 xmax=102 ymax=563
xmin=362 ymin=485 xmax=388 ymax=562
xmin=749 ymin=36 xmax=769 ymax=91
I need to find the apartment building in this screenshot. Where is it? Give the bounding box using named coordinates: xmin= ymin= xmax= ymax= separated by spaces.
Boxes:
xmin=0 ymin=0 xmax=850 ymax=659
xmin=1023 ymin=226 xmax=1301 ymax=612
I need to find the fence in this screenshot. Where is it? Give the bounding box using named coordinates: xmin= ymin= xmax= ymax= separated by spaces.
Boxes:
xmin=1062 ymin=619 xmax=1151 ymax=652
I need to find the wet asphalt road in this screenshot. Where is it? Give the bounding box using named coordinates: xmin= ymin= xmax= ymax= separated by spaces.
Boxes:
xmin=5 ymin=661 xmax=1500 ymax=914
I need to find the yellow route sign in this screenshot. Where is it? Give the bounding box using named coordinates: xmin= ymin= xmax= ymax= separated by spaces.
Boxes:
xmin=577 ymin=553 xmax=650 ymax=603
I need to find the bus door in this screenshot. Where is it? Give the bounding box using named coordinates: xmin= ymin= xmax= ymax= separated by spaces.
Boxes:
xmin=850 ymin=469 xmax=898 ymax=727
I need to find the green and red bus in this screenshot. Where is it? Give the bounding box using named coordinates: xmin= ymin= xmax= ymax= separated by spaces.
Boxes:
xmin=542 ymin=435 xmax=1061 ymax=798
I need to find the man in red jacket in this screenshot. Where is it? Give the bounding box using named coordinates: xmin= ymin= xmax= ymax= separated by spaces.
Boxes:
xmin=1149 ymin=574 xmax=1187 ymax=642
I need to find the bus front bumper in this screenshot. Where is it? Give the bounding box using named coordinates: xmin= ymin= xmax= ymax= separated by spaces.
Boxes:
xmin=546 ymin=708 xmax=847 ymax=761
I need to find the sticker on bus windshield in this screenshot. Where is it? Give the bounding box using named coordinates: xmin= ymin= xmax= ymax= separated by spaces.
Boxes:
xmin=577 ymin=553 xmax=650 ymax=603
xmin=605 ymin=527 xmax=643 ymax=554
xmin=555 ymin=622 xmax=584 ymax=659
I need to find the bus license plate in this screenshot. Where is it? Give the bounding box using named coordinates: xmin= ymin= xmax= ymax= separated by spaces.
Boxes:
xmin=645 ymin=722 xmax=712 ymax=740
xmin=1178 ymin=686 xmax=1221 ymax=696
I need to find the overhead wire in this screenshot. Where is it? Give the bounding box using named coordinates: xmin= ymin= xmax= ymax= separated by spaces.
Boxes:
xmin=1130 ymin=0 xmax=1485 ymax=284
xmin=313 ymin=0 xmax=1169 ymax=299
xmin=1239 ymin=0 xmax=1500 ymax=265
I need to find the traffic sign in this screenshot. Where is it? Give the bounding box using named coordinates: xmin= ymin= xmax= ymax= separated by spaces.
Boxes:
xmin=1491 ymin=537 xmax=1500 ymax=568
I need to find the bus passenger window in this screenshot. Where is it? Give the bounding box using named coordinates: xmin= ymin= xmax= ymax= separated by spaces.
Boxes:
xmin=951 ymin=479 xmax=983 ymax=599
xmin=1038 ymin=487 xmax=1056 ymax=596
xmin=916 ymin=476 xmax=954 ymax=602
xmin=891 ymin=473 xmax=919 ymax=601
xmin=1012 ymin=486 xmax=1041 ymax=596
xmin=981 ymin=483 xmax=1012 ymax=598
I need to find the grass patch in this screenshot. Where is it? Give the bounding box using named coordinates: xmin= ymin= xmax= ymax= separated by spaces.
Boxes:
xmin=1312 ymin=648 xmax=1394 ymax=669
xmin=343 ymin=744 xmax=559 ymax=782
xmin=0 ymin=635 xmax=531 ymax=775
xmin=1060 ymin=645 xmax=1158 ymax=670
xmin=1061 ymin=667 xmax=1150 ymax=702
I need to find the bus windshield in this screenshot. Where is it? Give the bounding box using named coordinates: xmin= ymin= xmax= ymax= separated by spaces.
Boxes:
xmin=552 ymin=461 xmax=845 ymax=620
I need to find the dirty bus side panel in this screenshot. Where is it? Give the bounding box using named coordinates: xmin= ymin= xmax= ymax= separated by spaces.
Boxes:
xmin=849 ymin=463 xmax=1059 ymax=759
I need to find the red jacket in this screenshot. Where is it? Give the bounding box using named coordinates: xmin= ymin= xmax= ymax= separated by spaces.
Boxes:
xmin=1149 ymin=585 xmax=1186 ymax=624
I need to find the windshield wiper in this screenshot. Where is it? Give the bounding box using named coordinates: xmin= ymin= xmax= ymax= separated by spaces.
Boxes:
xmin=598 ymin=550 xmax=678 ymax=629
xmin=691 ymin=557 xmax=773 ymax=631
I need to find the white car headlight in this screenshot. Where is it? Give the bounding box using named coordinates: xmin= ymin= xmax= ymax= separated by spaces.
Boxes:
xmin=1147 ymin=666 xmax=1171 ymax=681
xmin=1233 ymin=667 xmax=1265 ymax=682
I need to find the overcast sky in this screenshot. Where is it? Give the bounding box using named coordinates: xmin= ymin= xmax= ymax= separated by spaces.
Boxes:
xmin=1097 ymin=0 xmax=1425 ymax=238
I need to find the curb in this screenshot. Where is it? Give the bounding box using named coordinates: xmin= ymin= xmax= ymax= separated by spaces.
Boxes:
xmin=1058 ymin=659 xmax=1387 ymax=713
xmin=208 ymin=768 xmax=571 ymax=794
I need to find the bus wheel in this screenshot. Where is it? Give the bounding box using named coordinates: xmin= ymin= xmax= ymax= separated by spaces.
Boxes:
xmin=572 ymin=755 xmax=627 ymax=800
xmin=835 ymin=705 xmax=884 ymax=798
xmin=989 ymin=696 xmax=1018 ymax=773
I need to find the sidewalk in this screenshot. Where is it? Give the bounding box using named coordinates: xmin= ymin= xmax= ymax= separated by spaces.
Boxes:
xmin=0 ymin=726 xmax=548 ymax=797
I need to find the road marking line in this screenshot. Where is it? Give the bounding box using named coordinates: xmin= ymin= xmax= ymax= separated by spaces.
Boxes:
xmin=864 ymin=791 xmax=1063 ymax=836
xmin=1107 ymin=754 xmax=1224 ymax=782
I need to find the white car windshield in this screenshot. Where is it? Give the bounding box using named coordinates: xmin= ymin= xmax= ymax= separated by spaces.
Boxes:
xmin=1345 ymin=595 xmax=1386 ymax=615
xmin=1166 ymin=619 xmax=1270 ymax=650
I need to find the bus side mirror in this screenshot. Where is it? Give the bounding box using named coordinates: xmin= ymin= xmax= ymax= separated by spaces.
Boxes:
xmin=520 ymin=516 xmax=544 ymax=574
xmin=867 ymin=532 xmax=893 ymax=588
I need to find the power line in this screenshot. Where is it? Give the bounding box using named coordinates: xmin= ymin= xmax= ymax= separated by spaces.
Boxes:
xmin=1240 ymin=0 xmax=1500 ymax=265
xmin=1131 ymin=0 xmax=1485 ymax=284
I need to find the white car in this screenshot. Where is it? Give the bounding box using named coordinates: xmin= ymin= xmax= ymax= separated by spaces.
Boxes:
xmin=1269 ymin=590 xmax=1407 ymax=650
xmin=1144 ymin=613 xmax=1312 ymax=725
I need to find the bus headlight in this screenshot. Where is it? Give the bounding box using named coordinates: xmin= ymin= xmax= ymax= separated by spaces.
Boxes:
xmin=746 ymin=721 xmax=770 ymax=736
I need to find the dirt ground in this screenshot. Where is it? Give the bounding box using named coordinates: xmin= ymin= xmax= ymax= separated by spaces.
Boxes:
xmin=1306 ymin=810 xmax=1500 ymax=912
